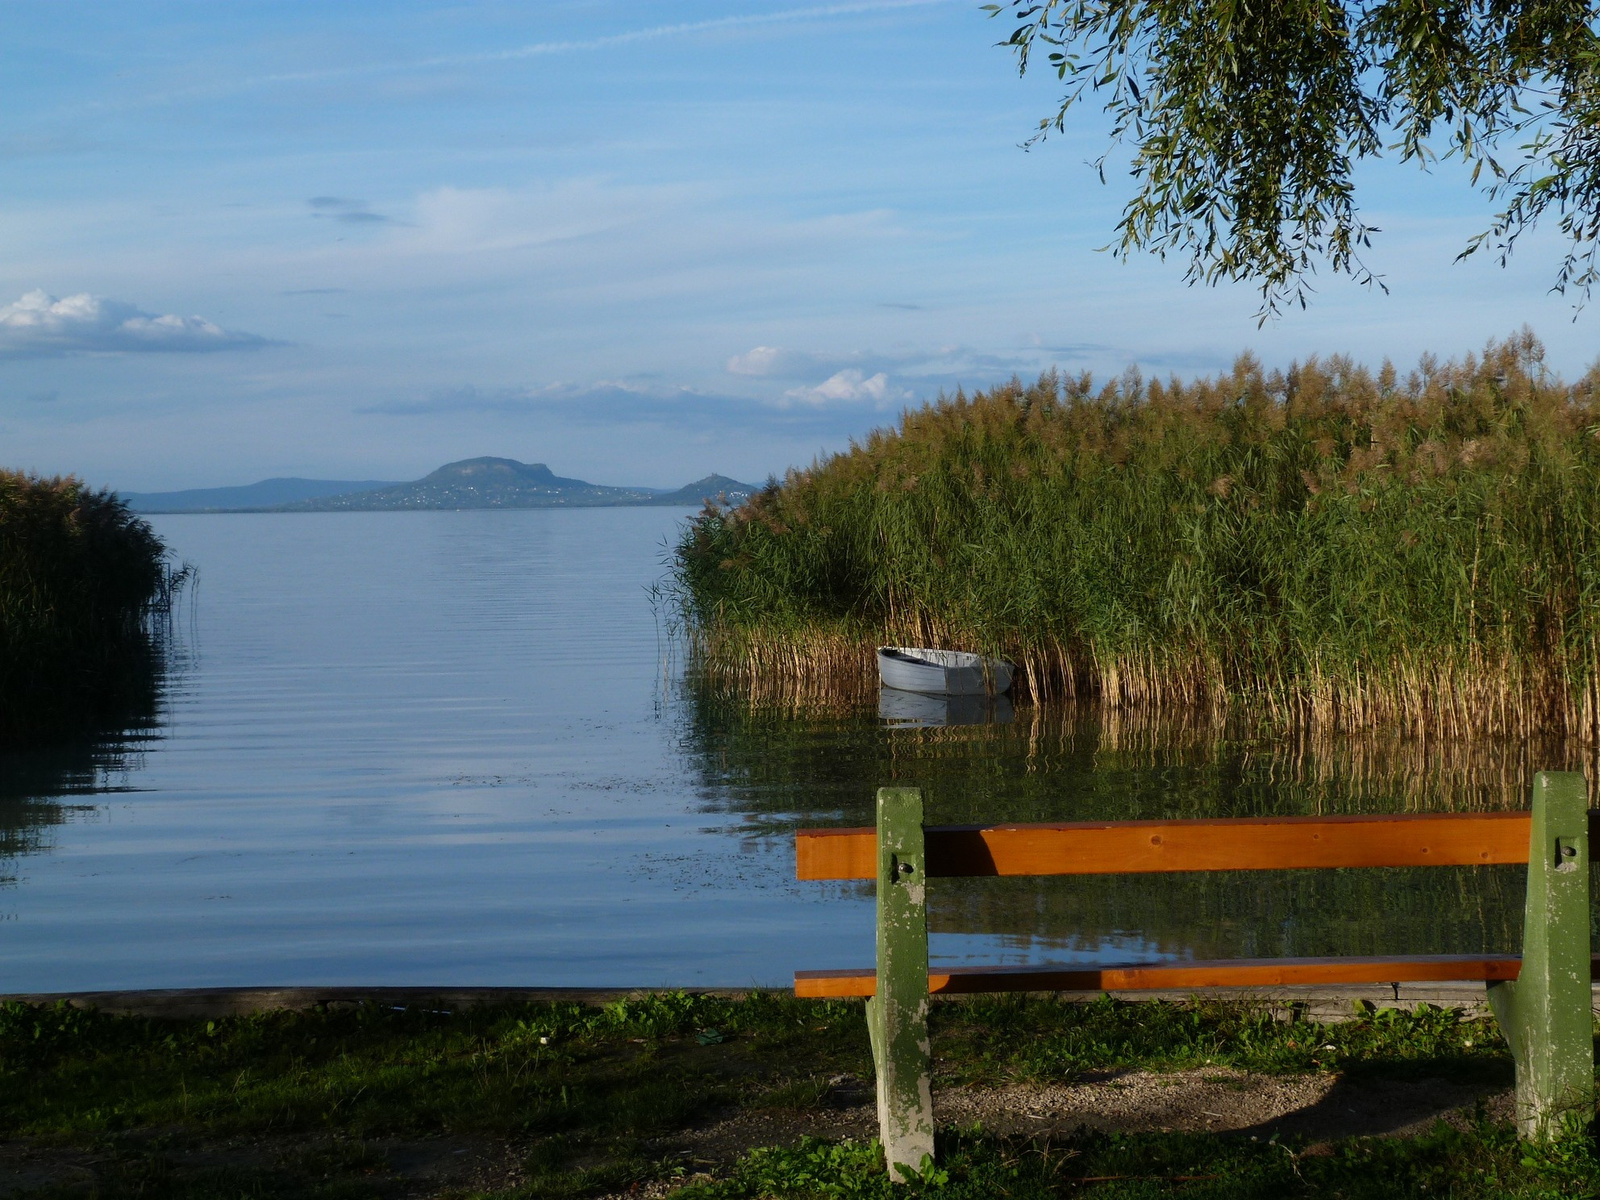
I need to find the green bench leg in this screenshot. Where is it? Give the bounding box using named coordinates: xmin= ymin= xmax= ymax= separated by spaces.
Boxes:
xmin=868 ymin=786 xmax=935 ymax=1178
xmin=1487 ymin=771 xmax=1595 ymax=1139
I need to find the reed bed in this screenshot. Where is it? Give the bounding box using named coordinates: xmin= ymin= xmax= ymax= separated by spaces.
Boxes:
xmin=676 ymin=331 xmax=1600 ymax=742
xmin=0 ymin=469 xmax=187 ymax=746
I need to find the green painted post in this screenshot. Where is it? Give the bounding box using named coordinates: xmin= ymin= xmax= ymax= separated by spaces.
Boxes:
xmin=1487 ymin=771 xmax=1594 ymax=1139
xmin=868 ymin=786 xmax=935 ymax=1178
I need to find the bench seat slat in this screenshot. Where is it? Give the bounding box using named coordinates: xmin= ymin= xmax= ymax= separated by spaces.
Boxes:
xmin=796 ymin=812 xmax=1549 ymax=880
xmin=792 ymin=954 xmax=1600 ymax=998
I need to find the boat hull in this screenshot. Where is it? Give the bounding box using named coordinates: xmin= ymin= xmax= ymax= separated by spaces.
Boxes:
xmin=876 ymin=647 xmax=1013 ymax=696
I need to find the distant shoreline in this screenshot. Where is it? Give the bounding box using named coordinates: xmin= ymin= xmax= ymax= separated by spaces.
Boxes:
xmin=137 ymin=501 xmax=714 ymax=514
xmin=121 ymin=456 xmax=759 ymax=514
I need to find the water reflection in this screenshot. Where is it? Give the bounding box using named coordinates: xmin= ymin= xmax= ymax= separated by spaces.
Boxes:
xmin=878 ymin=687 xmax=1013 ymax=728
xmin=0 ymin=626 xmax=173 ymax=889
xmin=0 ymin=735 xmax=158 ymax=887
xmin=682 ymin=682 xmax=1597 ymax=966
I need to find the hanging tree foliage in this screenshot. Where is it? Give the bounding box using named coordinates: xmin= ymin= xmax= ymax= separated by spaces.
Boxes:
xmin=988 ymin=1 xmax=1600 ymax=315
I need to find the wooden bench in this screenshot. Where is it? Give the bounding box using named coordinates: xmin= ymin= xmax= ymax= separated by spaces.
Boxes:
xmin=794 ymin=771 xmax=1597 ymax=1175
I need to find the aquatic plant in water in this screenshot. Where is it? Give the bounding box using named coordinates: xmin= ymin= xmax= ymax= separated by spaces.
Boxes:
xmin=0 ymin=469 xmax=188 ymax=746
xmin=675 ymin=331 xmax=1600 ymax=743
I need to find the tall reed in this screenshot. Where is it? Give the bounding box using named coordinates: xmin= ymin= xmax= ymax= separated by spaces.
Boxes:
xmin=676 ymin=330 xmax=1600 ymax=741
xmin=0 ymin=470 xmax=187 ymax=745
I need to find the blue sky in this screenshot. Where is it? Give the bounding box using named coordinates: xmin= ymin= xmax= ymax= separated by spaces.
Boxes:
xmin=4 ymin=1 xmax=1597 ymax=492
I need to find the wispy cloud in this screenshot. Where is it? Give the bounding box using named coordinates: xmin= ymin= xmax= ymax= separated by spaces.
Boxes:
xmin=309 ymin=197 xmax=391 ymax=225
xmin=782 ymin=368 xmax=911 ymax=406
xmin=725 ymin=346 xmax=814 ymax=377
xmin=358 ymin=377 xmax=910 ymax=436
xmin=727 ymin=345 xmax=924 ymax=379
xmin=362 ymin=381 xmax=754 ymax=425
xmin=12 ymin=0 xmax=955 ymax=136
xmin=725 ymin=340 xmax=1233 ymax=396
xmin=0 ymin=290 xmax=270 ymax=358
xmin=257 ymin=1 xmax=950 ymax=88
xmin=728 ymin=342 xmax=1059 ymax=382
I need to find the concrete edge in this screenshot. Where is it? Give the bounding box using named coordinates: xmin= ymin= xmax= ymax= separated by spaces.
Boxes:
xmin=5 ymin=982 xmax=1599 ymax=1022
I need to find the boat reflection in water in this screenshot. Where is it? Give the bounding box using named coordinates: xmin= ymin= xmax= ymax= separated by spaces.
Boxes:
xmin=878 ymin=685 xmax=1014 ymax=728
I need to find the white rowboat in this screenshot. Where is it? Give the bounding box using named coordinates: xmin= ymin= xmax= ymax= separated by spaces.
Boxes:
xmin=876 ymin=646 xmax=1014 ymax=696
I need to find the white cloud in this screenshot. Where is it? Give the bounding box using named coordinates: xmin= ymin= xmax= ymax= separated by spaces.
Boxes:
xmin=727 ymin=345 xmax=917 ymax=380
xmin=0 ymin=290 xmax=267 ymax=358
xmin=782 ymin=368 xmax=911 ymax=406
xmin=727 ymin=342 xmax=1077 ymax=385
xmin=357 ymin=376 xmax=881 ymax=438
xmin=726 ymin=346 xmax=795 ymax=376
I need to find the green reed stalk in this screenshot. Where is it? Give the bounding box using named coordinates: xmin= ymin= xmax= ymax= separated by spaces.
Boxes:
xmin=675 ymin=331 xmax=1600 ymax=740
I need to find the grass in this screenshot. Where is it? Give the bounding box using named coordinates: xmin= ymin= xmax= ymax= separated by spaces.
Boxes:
xmin=0 ymin=470 xmax=187 ymax=746
xmin=0 ymin=992 xmax=862 ymax=1141
xmin=683 ymin=1122 xmax=1600 ymax=1200
xmin=674 ymin=331 xmax=1600 ymax=743
xmin=2 ymin=991 xmax=1596 ymax=1197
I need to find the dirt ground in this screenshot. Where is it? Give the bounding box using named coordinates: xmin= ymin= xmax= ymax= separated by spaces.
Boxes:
xmin=681 ymin=1066 xmax=1512 ymax=1156
xmin=0 ymin=1068 xmax=1514 ymax=1199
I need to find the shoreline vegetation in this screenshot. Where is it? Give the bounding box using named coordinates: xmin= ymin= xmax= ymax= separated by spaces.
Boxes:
xmin=675 ymin=332 xmax=1600 ymax=745
xmin=0 ymin=991 xmax=1593 ymax=1198
xmin=0 ymin=470 xmax=188 ymax=748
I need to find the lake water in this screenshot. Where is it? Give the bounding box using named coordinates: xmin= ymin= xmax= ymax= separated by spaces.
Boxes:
xmin=0 ymin=510 xmax=1570 ymax=993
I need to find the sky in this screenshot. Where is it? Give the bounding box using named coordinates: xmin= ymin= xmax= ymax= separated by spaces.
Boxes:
xmin=4 ymin=1 xmax=1598 ymax=492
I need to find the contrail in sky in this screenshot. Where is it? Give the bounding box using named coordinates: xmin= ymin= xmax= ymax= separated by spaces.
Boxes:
xmin=23 ymin=0 xmax=958 ymax=122
xmin=260 ymin=0 xmax=955 ymax=85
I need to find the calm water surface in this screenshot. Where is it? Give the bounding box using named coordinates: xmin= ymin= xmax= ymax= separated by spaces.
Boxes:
xmin=0 ymin=510 xmax=1550 ymax=991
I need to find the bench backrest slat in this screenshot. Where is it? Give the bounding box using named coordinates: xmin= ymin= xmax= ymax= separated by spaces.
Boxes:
xmin=795 ymin=811 xmax=1564 ymax=880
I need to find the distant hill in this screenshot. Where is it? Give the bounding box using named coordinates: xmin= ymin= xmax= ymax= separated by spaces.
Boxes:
xmin=120 ymin=477 xmax=401 ymax=513
xmin=284 ymin=458 xmax=761 ymax=511
xmin=649 ymin=474 xmax=759 ymax=507
xmin=119 ymin=459 xmax=760 ymax=513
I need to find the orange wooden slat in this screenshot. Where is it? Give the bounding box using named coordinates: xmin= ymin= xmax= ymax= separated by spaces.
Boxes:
xmin=791 ymin=953 xmax=1586 ymax=998
xmin=796 ymin=812 xmax=1539 ymax=880
xmin=795 ymin=826 xmax=878 ymax=881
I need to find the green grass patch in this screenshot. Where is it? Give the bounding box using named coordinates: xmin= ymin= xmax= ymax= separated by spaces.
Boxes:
xmin=1 ymin=992 xmax=1592 ymax=1198
xmin=683 ymin=1122 xmax=1600 ymax=1199
xmin=932 ymin=994 xmax=1509 ymax=1085
xmin=0 ymin=992 xmax=867 ymax=1141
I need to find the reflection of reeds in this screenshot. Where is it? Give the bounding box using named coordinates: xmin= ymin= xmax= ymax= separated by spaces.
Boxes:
xmin=677 ymin=332 xmax=1600 ymax=743
xmin=1080 ymin=702 xmax=1596 ymax=813
xmin=677 ymin=685 xmax=1580 ymax=959
xmin=680 ymin=678 xmax=1594 ymax=830
xmin=0 ymin=735 xmax=156 ymax=884
xmin=0 ymin=470 xmax=187 ymax=746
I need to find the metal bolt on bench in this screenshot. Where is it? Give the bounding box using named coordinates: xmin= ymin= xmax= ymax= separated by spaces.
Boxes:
xmin=795 ymin=772 xmax=1596 ymax=1177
